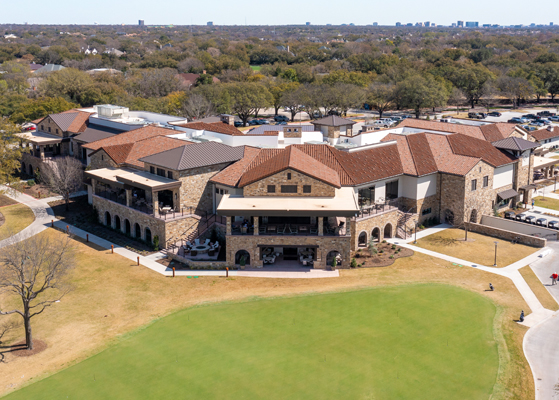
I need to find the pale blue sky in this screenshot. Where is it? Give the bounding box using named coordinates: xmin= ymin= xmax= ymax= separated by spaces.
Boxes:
xmin=2 ymin=0 xmax=559 ymax=26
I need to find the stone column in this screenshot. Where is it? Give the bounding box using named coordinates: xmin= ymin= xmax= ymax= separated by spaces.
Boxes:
xmin=345 ymin=217 xmax=351 ymax=236
xmin=253 ymin=217 xmax=259 ymax=236
xmin=226 ymin=216 xmax=232 ymax=235
xmin=318 ymin=217 xmax=324 ymax=236
xmin=152 ymin=191 xmax=159 ymax=214
xmin=125 ymin=189 xmax=132 ymax=207
xmin=39 ymin=145 xmax=45 ymax=159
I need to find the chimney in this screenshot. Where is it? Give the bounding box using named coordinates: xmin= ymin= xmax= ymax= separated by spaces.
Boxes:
xmin=202 ymin=70 xmax=206 ymax=74
xmin=548 ymin=125 xmax=554 ymax=132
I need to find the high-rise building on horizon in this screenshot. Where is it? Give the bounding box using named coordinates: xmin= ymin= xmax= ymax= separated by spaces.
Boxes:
xmin=457 ymin=21 xmax=464 ymax=27
xmin=396 ymin=22 xmax=401 ymax=27
xmin=465 ymin=21 xmax=479 ymax=28
xmin=306 ymin=22 xmax=311 ymax=26
xmin=207 ymin=21 xmax=213 ymax=26
xmin=138 ymin=20 xmax=144 ymax=26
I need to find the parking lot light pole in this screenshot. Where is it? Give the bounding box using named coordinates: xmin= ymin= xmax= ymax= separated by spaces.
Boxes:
xmin=493 ymin=241 xmax=498 ymax=267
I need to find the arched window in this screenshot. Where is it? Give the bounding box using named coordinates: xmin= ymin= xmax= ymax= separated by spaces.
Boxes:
xmin=145 ymin=227 xmax=152 ymax=244
xmin=358 ymin=231 xmax=367 ymax=246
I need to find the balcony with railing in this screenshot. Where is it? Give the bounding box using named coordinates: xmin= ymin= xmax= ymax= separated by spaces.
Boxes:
xmin=355 ymin=198 xmax=401 ymax=221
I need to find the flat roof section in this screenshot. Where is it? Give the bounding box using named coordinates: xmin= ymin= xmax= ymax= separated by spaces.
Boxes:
xmin=85 ymin=167 xmax=181 ymax=191
xmin=216 ymin=187 xmax=359 ymax=217
xmin=17 ymin=131 xmax=63 ymax=145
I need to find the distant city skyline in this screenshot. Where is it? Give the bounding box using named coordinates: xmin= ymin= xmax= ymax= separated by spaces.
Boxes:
xmin=2 ymin=0 xmax=559 ymax=26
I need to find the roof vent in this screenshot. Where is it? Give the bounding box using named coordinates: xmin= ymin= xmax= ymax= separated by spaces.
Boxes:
xmin=547 ymin=126 xmax=554 ymax=132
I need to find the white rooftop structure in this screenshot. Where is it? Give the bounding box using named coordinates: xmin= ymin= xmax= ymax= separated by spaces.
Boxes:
xmin=88 ymin=105 xmax=188 ymax=132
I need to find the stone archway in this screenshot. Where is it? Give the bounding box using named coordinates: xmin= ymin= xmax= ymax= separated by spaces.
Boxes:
xmin=235 ymin=250 xmax=251 ymax=266
xmin=145 ymin=227 xmax=152 ymax=244
xmin=125 ymin=219 xmax=131 ymax=235
xmin=28 ymin=164 xmax=33 ymax=176
xmin=105 ymin=211 xmax=111 ymax=227
xmin=21 ymin=162 xmax=26 ymax=176
xmin=134 ymin=223 xmax=141 ymax=239
xmin=384 ymin=223 xmax=393 ymax=239
xmin=326 ymin=250 xmax=342 ymax=268
xmin=444 ymin=209 xmax=454 ymax=225
xmin=115 ymin=216 xmax=121 ymax=231
xmin=358 ymin=231 xmax=367 ymax=247
xmin=371 ymin=227 xmax=381 ymax=242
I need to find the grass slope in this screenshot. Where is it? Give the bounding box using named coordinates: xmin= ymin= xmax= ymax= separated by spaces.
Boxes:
xmin=0 ymin=202 xmax=35 ymax=240
xmin=4 ymin=285 xmax=498 ymax=400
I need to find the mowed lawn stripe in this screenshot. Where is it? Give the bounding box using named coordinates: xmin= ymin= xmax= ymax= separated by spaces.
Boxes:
xmin=4 ymin=284 xmax=498 ymax=400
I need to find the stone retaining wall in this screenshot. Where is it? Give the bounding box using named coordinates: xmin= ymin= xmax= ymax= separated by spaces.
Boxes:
xmin=464 ymin=221 xmax=546 ymax=247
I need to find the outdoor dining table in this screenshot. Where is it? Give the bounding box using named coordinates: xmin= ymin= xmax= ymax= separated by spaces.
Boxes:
xmin=299 ymin=226 xmax=308 ymax=234
xmin=193 ymin=244 xmax=211 ymax=253
xmin=267 ymin=225 xmax=277 ymax=233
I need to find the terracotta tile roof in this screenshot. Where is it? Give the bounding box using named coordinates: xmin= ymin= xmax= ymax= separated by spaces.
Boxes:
xmin=529 ymin=127 xmax=559 ymax=141
xmin=181 ymin=121 xmax=245 ymax=136
xmin=406 ymin=133 xmax=438 ymax=176
xmin=480 ymin=123 xmax=517 ymax=142
xmin=424 ymin=134 xmax=479 ymax=175
xmin=238 ymin=146 xmax=342 ymax=188
xmin=97 ymin=137 xmax=188 ymax=168
xmin=211 ymin=147 xmax=262 ymax=187
xmin=83 ymin=125 xmax=176 ymax=151
xmin=398 ymin=119 xmax=486 ymax=140
xmin=311 ymin=115 xmax=356 ymax=127
xmin=382 ymin=133 xmax=417 ymax=175
xmin=447 ymin=134 xmax=516 ymax=168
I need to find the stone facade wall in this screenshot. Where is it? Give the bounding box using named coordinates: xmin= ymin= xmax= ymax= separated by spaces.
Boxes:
xmin=37 ymin=116 xmax=66 ymax=137
xmin=464 ymin=222 xmax=546 ymax=248
xmin=21 ymin=152 xmax=43 ymax=178
xmin=351 ymin=208 xmax=401 ymax=251
xmin=89 ymin=149 xmax=118 ymax=169
xmin=283 ymin=127 xmax=302 ymax=138
xmin=399 ymin=192 xmax=440 ymax=224
xmin=440 ymin=173 xmax=466 ymax=224
xmin=178 ymin=162 xmax=230 ymax=213
xmin=92 ymin=195 xmax=202 ymax=246
xmin=243 ymin=169 xmax=336 ymax=197
xmin=226 ymin=234 xmax=351 ymax=269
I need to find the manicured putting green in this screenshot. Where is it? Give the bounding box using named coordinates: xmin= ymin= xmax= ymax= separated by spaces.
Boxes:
xmin=5 ymin=285 xmax=499 ymax=400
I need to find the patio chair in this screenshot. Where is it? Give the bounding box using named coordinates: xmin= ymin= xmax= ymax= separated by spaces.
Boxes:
xmin=289 ymin=225 xmax=298 ymax=235
xmin=186 ymin=241 xmax=192 ymax=247
xmin=232 ymin=225 xmax=240 ymax=233
xmin=204 ymin=238 xmax=210 ymax=246
xmin=194 ymin=238 xmax=201 ymax=246
xmin=310 ymin=227 xmax=318 ymax=234
xmin=259 ymin=226 xmax=266 ymax=234
xmin=212 ymin=241 xmax=219 ymax=249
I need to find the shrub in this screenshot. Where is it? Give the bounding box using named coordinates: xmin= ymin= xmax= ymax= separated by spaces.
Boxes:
xmin=391 ymin=244 xmax=396 ymax=250
xmin=382 ymin=240 xmax=387 ymax=244
xmin=355 ymin=253 xmax=360 ymax=258
xmin=357 ymin=263 xmax=362 ymax=267
xmin=351 ymin=258 xmax=357 ymax=269
xmin=27 ymin=179 xmax=35 ymax=186
xmin=389 ymin=255 xmax=394 ymax=259
xmin=331 ymin=257 xmax=337 ymax=269
xmin=153 ymin=235 xmax=160 ymax=251
xmin=368 ymin=238 xmax=378 ymax=254
xmin=379 ymin=250 xmax=384 ymax=254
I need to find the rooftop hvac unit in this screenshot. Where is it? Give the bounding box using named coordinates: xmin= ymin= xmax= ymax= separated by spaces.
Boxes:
xmin=96 ymin=104 xmax=129 ymax=119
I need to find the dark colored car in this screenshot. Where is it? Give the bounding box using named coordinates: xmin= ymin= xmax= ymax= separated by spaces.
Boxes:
xmin=248 ymin=119 xmax=260 ymax=125
xmin=523 ymin=114 xmax=539 ymax=120
xmin=548 ymin=221 xmax=559 ymax=229
xmin=274 ymin=115 xmax=289 ymax=122
xmin=524 ymin=215 xmax=536 ymax=224
xmin=488 ymin=112 xmax=502 ymax=117
xmin=234 ymin=121 xmax=243 ymax=127
xmin=276 ymin=121 xmax=288 ymax=125
xmin=537 ymin=111 xmax=556 ymax=117
xmin=508 ymin=118 xmax=523 ymax=123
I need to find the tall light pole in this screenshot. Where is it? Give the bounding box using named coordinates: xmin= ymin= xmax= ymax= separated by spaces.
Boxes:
xmin=493 ymin=241 xmax=498 ymax=267
xmin=414 ymin=221 xmax=418 ymax=244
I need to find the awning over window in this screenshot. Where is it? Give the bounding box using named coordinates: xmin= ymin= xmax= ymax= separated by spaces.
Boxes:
xmin=497 ymin=189 xmax=519 ymax=200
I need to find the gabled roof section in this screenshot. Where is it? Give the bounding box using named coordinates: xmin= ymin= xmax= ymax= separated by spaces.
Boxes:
xmin=139 ymin=142 xmax=246 ymax=171
xmin=480 ymin=122 xmax=517 ymax=142
xmin=447 ymin=134 xmax=516 ymax=168
xmin=181 ymin=121 xmax=245 ymax=136
xmin=529 ymin=127 xmax=559 ymax=141
xmin=311 ymin=115 xmax=356 ymax=127
xmin=48 ymin=111 xmax=92 ymax=134
xmin=492 ymin=137 xmax=539 ymax=152
xmin=406 ymin=133 xmax=438 ymax=176
xmin=238 ymin=146 xmax=342 ymax=188
xmin=83 ymin=125 xmax=175 ymax=151
xmin=398 ymin=119 xmax=486 ymax=140
xmin=211 ymin=147 xmax=262 ymax=187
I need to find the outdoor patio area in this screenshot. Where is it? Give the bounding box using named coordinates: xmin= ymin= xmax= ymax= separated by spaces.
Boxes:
xmin=166 ymin=239 xmax=223 ymax=261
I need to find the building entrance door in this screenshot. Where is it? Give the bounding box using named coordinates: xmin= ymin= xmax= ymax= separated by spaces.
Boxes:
xmin=283 ymin=247 xmax=298 ymax=260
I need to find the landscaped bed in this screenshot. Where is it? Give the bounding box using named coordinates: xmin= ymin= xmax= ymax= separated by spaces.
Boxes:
xmin=14 ymin=181 xmax=58 ymax=199
xmin=414 ymin=228 xmax=539 ymax=267
xmin=354 ymin=240 xmax=413 ymax=267
xmin=3 ymin=285 xmax=499 ymax=400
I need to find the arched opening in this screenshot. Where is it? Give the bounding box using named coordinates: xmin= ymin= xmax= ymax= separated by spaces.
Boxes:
xmin=35 ymin=167 xmax=40 ymax=181
xmin=470 ymin=209 xmax=478 ymax=223
xmin=326 ymin=250 xmax=342 ymax=268
xmin=358 ymin=231 xmax=367 ymax=247
xmin=105 ymin=211 xmax=111 ymax=227
xmin=235 ymin=250 xmax=250 ymax=266
xmin=145 ymin=227 xmax=152 ymax=244
xmin=21 ymin=162 xmax=26 ymax=176
xmin=444 ymin=209 xmax=454 ymax=225
xmin=28 ymin=164 xmax=33 ymax=176
xmin=134 ymin=223 xmax=141 ymax=239
xmin=125 ymin=219 xmax=131 ymax=235
xmin=384 ymin=223 xmax=393 ymax=239
xmin=371 ymin=227 xmax=381 ymax=242
xmin=115 ymin=216 xmax=121 ymax=231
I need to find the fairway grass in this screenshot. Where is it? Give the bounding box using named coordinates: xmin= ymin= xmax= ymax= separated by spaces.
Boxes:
xmin=415 ymin=228 xmax=539 ymax=267
xmin=4 ymin=285 xmax=499 ymax=400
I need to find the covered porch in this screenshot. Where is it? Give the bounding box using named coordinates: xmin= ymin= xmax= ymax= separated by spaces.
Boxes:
xmin=17 ymin=131 xmax=64 ymax=159
xmin=533 ymin=156 xmax=559 ymax=181
xmin=85 ymin=167 xmax=182 ymax=219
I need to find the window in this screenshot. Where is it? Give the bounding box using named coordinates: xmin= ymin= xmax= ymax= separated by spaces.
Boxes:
xmin=483 ymin=176 xmax=489 ymax=188
xmin=386 ymin=180 xmax=399 ymax=199
xmin=41 ymin=125 xmax=44 ymax=131
xmin=267 ymin=185 xmax=275 ymax=193
xmin=303 ymin=185 xmax=311 ymax=193
xmin=167 ymin=171 xmax=173 ymax=179
xmin=156 ymin=168 xmax=165 ymax=177
xmin=281 ymin=185 xmax=297 ymax=193
xmin=150 ymin=166 xmax=155 ymax=174
xmin=56 ymin=129 xmax=59 ymax=134
xmin=471 ymin=179 xmax=477 ymax=191
xmin=422 ymin=208 xmax=432 ymax=216
xmin=287 ymin=172 xmax=292 ymax=180
xmin=48 ymin=127 xmax=51 ymax=132
xmin=101 ymin=155 xmax=104 ymax=161
xmin=220 ymin=189 xmax=224 ymax=195
xmin=215 ymin=187 xmax=219 ymax=194
xmin=358 ymin=186 xmax=375 ymax=207
xmin=479 ymin=167 xmax=482 ymax=173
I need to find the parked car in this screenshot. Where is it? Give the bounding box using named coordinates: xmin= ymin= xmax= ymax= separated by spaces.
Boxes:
xmin=248 ymin=119 xmax=260 ymax=125
xmin=256 ymin=119 xmax=270 ymax=125
xmin=504 ymin=211 xmax=515 ymax=219
xmin=488 ymin=111 xmax=502 ymax=117
xmin=536 ymin=218 xmax=548 ymax=226
xmin=234 ymin=121 xmax=243 ymax=127
xmin=371 ymin=120 xmax=394 ymax=128
xmin=523 ymin=114 xmax=539 ymax=120
xmin=468 ymin=112 xmax=484 ymax=119
xmin=549 ymin=116 xmax=559 ymax=122
xmin=515 ymin=213 xmax=526 ymax=222
xmin=548 ymin=220 xmax=559 ymax=229
xmin=537 ymin=111 xmax=556 ymax=117
xmin=327 ymin=110 xmax=341 ymax=116
xmin=531 ymin=121 xmax=545 ymax=127
xmin=524 ymin=215 xmax=536 ymax=224
xmin=521 ymin=125 xmax=536 ymax=131
xmin=276 ymin=121 xmax=288 ymax=125
xmin=274 ymin=115 xmax=289 ymax=122
xmin=508 ymin=117 xmax=523 ymax=124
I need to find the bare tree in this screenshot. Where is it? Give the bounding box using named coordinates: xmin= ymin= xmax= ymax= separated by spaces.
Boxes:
xmin=42 ymin=157 xmax=84 ymax=211
xmin=0 ymin=234 xmax=75 ymax=349
xmin=182 ymin=93 xmax=215 ymax=120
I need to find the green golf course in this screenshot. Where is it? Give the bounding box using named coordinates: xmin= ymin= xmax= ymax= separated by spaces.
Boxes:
xmin=4 ymin=284 xmax=499 ymax=399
